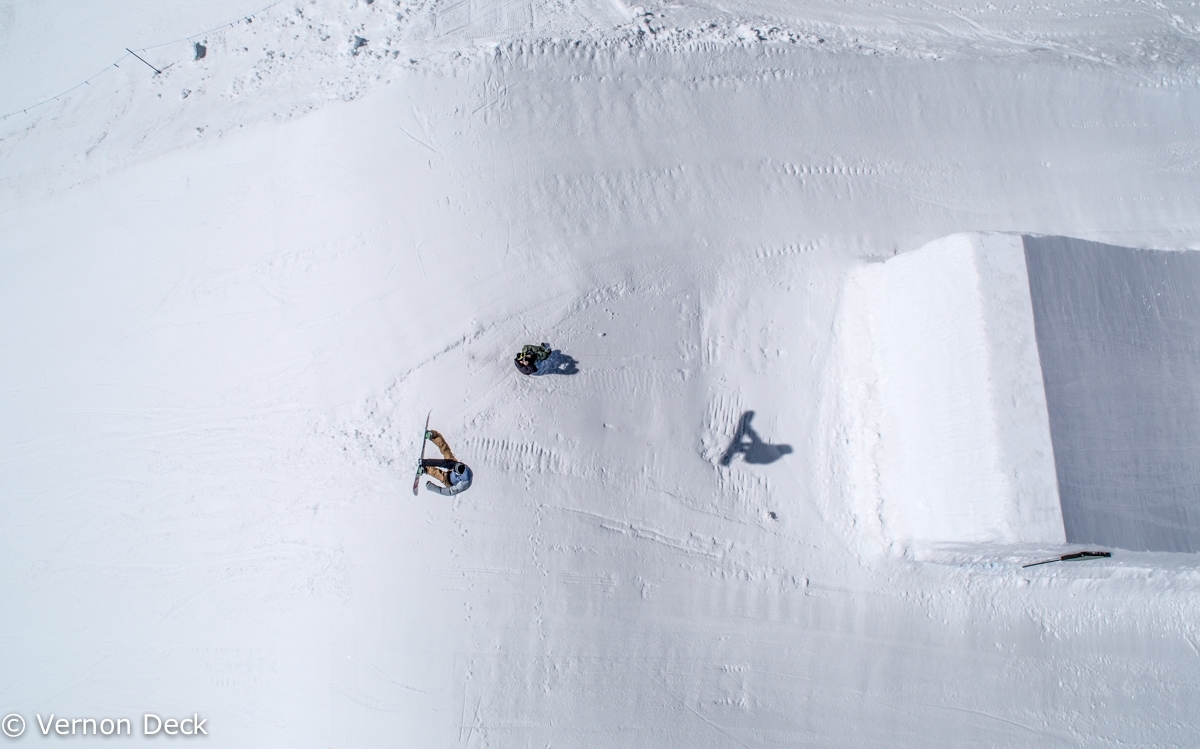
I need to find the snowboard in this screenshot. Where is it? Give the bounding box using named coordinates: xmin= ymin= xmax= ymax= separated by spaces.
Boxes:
xmin=412 ymin=410 xmax=432 ymax=496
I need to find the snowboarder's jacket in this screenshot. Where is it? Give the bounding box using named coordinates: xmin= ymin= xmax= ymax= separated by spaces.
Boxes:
xmin=426 ymin=463 xmax=472 ymax=496
xmin=515 ymin=343 xmax=551 ymax=375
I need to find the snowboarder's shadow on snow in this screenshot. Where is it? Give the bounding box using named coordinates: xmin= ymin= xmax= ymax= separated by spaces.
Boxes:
xmin=719 ymin=411 xmax=793 ymax=465
xmin=538 ymin=350 xmax=579 ymax=375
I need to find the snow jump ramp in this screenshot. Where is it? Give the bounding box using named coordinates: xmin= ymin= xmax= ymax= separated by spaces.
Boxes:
xmin=844 ymin=232 xmax=1200 ymax=554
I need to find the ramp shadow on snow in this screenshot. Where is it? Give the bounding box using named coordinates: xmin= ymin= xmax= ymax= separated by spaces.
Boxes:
xmin=1025 ymin=235 xmax=1200 ymax=553
xmin=719 ymin=411 xmax=793 ymax=466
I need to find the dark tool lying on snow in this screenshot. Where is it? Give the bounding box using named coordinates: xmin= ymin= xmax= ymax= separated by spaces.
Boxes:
xmin=1022 ymin=551 xmax=1112 ymax=568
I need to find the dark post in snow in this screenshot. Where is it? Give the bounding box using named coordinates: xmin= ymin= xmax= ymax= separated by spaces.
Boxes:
xmin=126 ymin=48 xmax=162 ymax=75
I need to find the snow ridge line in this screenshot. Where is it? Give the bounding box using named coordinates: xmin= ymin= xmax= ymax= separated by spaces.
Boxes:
xmin=482 ymin=13 xmax=1156 ymax=72
xmin=485 ymin=14 xmax=1200 ymax=86
xmin=6 ymin=5 xmax=1193 ymax=156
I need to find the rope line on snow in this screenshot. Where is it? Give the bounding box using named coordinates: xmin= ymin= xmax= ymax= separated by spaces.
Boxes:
xmin=0 ymin=0 xmax=290 ymax=122
xmin=0 ymin=59 xmax=124 ymax=121
xmin=138 ymin=0 xmax=290 ymax=51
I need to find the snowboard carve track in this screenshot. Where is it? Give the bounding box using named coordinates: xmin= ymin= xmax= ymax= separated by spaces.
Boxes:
xmin=466 ymin=436 xmax=568 ymax=476
xmin=702 ymin=391 xmax=746 ymax=463
xmin=568 ymin=507 xmax=733 ymax=565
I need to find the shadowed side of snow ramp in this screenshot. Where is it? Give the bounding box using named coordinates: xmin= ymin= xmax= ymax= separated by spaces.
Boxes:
xmin=1025 ymin=236 xmax=1200 ymax=552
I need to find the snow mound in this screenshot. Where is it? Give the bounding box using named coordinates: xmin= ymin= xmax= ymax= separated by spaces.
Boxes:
xmin=837 ymin=232 xmax=1064 ymax=551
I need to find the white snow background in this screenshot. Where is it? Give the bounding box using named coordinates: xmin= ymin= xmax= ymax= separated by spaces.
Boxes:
xmin=3 ymin=0 xmax=1200 ymax=745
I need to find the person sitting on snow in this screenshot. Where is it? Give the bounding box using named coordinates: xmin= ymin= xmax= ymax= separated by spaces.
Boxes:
xmin=418 ymin=430 xmax=473 ymax=496
xmin=514 ymin=343 xmax=552 ymax=375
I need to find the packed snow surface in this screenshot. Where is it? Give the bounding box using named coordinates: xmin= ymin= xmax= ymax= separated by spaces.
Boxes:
xmin=3 ymin=0 xmax=1200 ymax=746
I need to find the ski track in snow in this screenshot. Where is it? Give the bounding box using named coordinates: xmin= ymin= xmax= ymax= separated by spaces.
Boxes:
xmin=4 ymin=0 xmax=1200 ymax=746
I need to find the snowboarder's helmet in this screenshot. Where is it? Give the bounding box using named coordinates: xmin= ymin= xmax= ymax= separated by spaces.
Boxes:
xmin=453 ymin=463 xmax=467 ymax=475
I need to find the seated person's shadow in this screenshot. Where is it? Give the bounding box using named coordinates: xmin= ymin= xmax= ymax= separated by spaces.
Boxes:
xmin=720 ymin=411 xmax=793 ymax=465
xmin=541 ymin=350 xmax=579 ymax=375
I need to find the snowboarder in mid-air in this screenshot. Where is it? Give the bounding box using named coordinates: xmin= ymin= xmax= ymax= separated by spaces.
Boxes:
xmin=418 ymin=429 xmax=473 ymax=496
xmin=514 ymin=343 xmax=552 ymax=375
